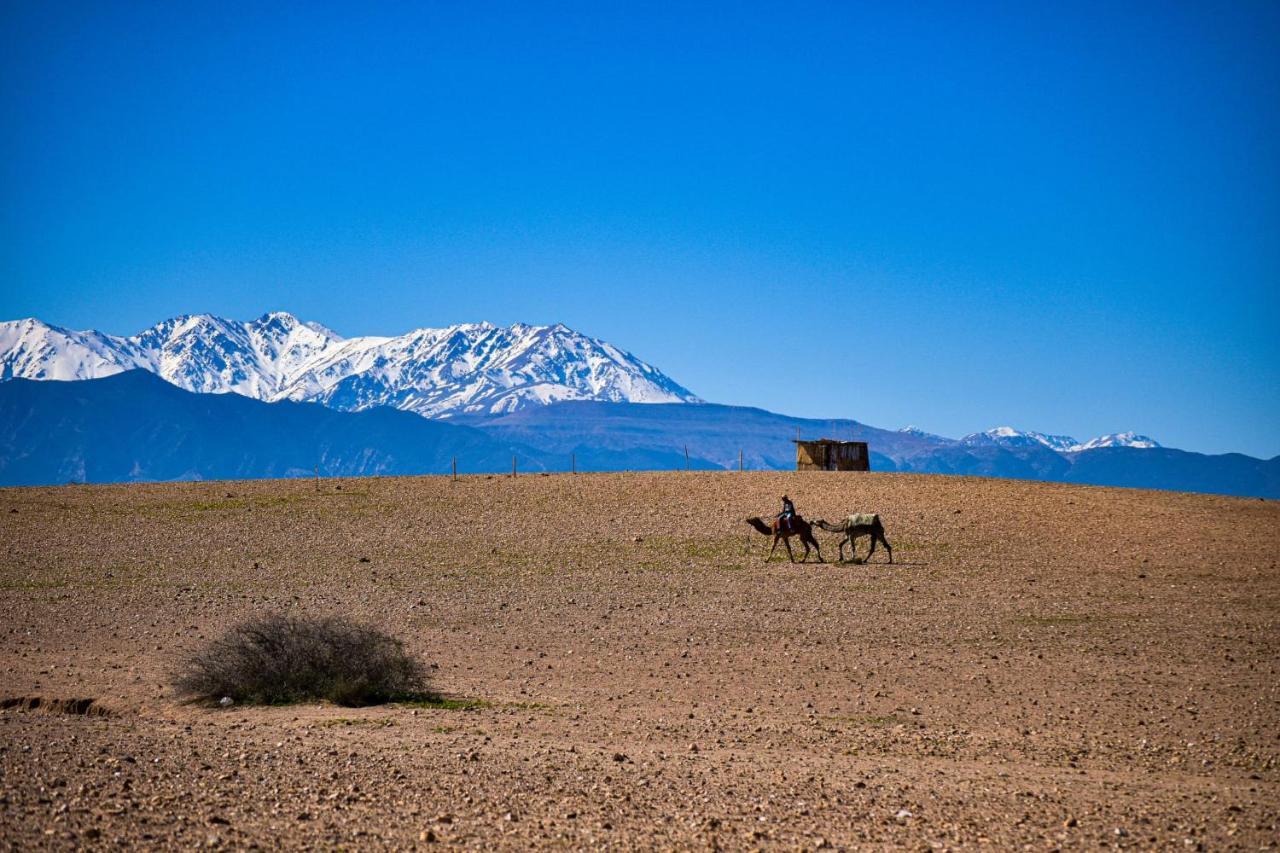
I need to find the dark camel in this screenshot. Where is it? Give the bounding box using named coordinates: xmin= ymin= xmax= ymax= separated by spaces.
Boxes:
xmin=813 ymin=515 xmax=893 ymax=563
xmin=745 ymin=515 xmax=824 ymax=563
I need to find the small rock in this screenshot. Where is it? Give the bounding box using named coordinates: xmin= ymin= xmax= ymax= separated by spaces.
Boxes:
xmin=633 ymin=535 xmax=644 ymax=543
xmin=218 ymin=697 xmax=234 ymax=708
xmin=419 ymin=829 xmax=437 ymax=842
xmin=358 ymin=556 xmax=371 ymax=563
xmin=1064 ymin=817 xmax=1078 ymax=828
xmin=612 ymin=752 xmax=628 ymax=762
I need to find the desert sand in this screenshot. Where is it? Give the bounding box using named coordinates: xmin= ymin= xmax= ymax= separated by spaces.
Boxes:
xmin=1 ymin=471 xmax=1277 ymax=849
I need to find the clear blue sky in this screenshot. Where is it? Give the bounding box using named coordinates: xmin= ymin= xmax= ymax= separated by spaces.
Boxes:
xmin=3 ymin=2 xmax=1277 ymax=456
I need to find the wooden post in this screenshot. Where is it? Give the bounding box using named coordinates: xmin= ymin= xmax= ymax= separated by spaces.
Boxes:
xmin=684 ymin=445 xmax=690 ymax=471
xmin=452 ymin=457 xmax=457 ymax=482
xmin=512 ymin=456 xmax=517 ymax=478
xmin=571 ymin=452 xmax=576 ymax=475
xmin=314 ymin=465 xmax=319 ymax=492
xmin=739 ymin=449 xmax=744 ymax=472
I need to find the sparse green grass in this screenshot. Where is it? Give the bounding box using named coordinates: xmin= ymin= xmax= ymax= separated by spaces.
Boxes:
xmin=1015 ymin=614 xmax=1097 ymax=627
xmin=504 ymin=701 xmax=555 ymax=712
xmin=319 ymin=717 xmax=397 ymax=728
xmin=394 ymin=695 xmax=491 ymax=711
xmin=827 ymin=713 xmax=901 ymax=727
xmin=0 ymin=578 xmax=69 ymax=591
xmin=188 ymin=498 xmax=250 ymax=511
xmin=888 ymin=538 xmax=947 ymax=553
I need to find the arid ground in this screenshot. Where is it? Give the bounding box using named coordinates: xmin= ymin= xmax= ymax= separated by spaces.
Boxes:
xmin=1 ymin=471 xmax=1277 ymax=849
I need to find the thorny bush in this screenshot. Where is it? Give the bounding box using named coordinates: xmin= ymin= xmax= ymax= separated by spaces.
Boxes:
xmin=174 ymin=614 xmax=427 ymax=706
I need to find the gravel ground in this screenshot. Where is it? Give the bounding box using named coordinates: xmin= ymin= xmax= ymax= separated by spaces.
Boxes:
xmin=1 ymin=470 xmax=1277 ymax=849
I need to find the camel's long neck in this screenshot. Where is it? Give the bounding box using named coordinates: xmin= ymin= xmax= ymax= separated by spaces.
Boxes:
xmin=745 ymin=517 xmax=773 ymax=536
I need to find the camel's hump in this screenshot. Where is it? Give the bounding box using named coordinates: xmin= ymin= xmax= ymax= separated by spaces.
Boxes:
xmin=847 ymin=513 xmax=879 ymax=527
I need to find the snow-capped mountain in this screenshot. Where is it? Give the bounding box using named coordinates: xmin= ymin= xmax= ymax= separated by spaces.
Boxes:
xmin=0 ymin=313 xmax=701 ymax=417
xmin=962 ymin=426 xmax=1160 ymax=453
xmin=1068 ymin=432 xmax=1161 ymax=451
xmin=898 ymin=425 xmax=952 ymax=442
xmin=961 ymin=426 xmax=1080 ymax=452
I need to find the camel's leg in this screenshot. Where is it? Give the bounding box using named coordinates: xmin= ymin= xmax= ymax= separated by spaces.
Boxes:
xmin=766 ymin=536 xmax=780 ymax=563
xmin=879 ymin=531 xmax=893 ymax=564
xmin=866 ymin=532 xmax=878 ymax=562
xmin=811 ymin=535 xmax=824 ymax=563
xmin=839 ymin=534 xmax=850 ymax=562
xmin=783 ymin=537 xmax=795 ymax=563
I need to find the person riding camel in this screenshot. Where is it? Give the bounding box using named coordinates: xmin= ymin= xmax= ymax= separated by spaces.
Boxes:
xmin=778 ymin=495 xmax=796 ymax=533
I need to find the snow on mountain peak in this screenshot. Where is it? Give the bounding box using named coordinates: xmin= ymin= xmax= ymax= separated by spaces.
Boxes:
xmin=960 ymin=425 xmax=1161 ymax=453
xmin=0 ymin=313 xmax=700 ymax=418
xmin=1068 ymin=432 xmax=1161 ymax=451
xmin=962 ymin=426 xmax=1079 ymax=452
xmin=898 ymin=425 xmax=949 ymax=441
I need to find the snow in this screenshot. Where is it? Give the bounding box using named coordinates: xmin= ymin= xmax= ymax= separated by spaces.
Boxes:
xmin=0 ymin=312 xmax=702 ymax=418
xmin=1068 ymin=432 xmax=1161 ymax=451
xmin=958 ymin=425 xmax=1161 ymax=453
xmin=962 ymin=427 xmax=1080 ymax=452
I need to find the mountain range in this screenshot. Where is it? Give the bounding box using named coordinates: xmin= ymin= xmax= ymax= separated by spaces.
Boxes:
xmin=1 ymin=313 xmax=1274 ymax=498
xmin=0 ymin=313 xmax=698 ymax=418
xmin=956 ymin=426 xmax=1160 ymax=453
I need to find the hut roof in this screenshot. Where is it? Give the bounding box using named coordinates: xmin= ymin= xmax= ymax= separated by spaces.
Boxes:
xmin=792 ymin=438 xmax=866 ymax=446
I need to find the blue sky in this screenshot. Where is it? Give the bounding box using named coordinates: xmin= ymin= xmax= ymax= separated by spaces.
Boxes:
xmin=2 ymin=2 xmax=1277 ymax=456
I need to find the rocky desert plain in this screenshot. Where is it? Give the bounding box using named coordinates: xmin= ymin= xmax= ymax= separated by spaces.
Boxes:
xmin=0 ymin=470 xmax=1276 ymax=850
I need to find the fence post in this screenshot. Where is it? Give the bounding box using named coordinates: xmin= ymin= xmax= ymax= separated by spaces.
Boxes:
xmin=512 ymin=455 xmax=517 ymax=478
xmin=684 ymin=445 xmax=690 ymax=471
xmin=452 ymin=457 xmax=457 ymax=482
xmin=571 ymin=452 xmax=576 ymax=475
xmin=739 ymin=449 xmax=744 ymax=472
xmin=314 ymin=465 xmax=319 ymax=492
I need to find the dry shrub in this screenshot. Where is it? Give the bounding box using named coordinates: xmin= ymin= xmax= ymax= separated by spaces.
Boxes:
xmin=174 ymin=614 xmax=427 ymax=706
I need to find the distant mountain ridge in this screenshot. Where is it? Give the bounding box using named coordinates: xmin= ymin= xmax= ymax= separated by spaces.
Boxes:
xmin=0 ymin=371 xmax=548 ymax=486
xmin=3 ymin=311 xmax=1270 ymax=497
xmin=1 ymin=373 xmax=1275 ymax=497
xmin=958 ymin=426 xmax=1162 ymax=453
xmin=2 ymin=313 xmax=1168 ymax=450
xmin=0 ymin=313 xmax=700 ymax=418
xmin=464 ymin=402 xmax=1278 ymax=498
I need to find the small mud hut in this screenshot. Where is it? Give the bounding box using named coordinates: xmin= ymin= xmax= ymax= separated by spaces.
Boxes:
xmin=793 ymin=439 xmax=870 ymax=472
